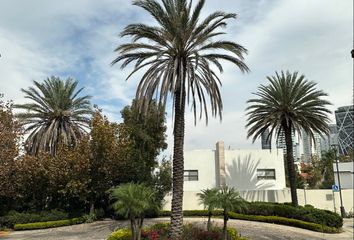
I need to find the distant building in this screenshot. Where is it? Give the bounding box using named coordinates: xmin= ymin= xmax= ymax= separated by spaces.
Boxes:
xmin=261 ymin=129 xmax=271 ymax=150
xmin=333 ymin=162 xmax=354 ymax=189
xmin=335 ymin=105 xmax=354 ymax=156
xmin=276 ymin=129 xmax=300 ymax=161
xmin=302 ymin=131 xmax=327 ymax=162
xmin=302 ymin=131 xmax=312 ymax=163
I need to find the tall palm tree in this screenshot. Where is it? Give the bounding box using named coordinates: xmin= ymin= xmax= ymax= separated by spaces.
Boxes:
xmin=246 ymin=71 xmax=331 ymax=206
xmin=197 ymin=188 xmax=219 ymax=231
xmin=112 ymin=0 xmax=249 ymax=237
xmin=15 ymin=76 xmax=92 ymax=156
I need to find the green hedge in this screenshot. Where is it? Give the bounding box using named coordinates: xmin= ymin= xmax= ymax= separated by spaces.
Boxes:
xmin=227 ymin=212 xmax=339 ymax=233
xmin=240 ymin=202 xmax=342 ymax=228
xmin=158 ymin=210 xmax=340 ymax=233
xmin=160 ymin=202 xmax=343 ymax=229
xmin=14 ymin=217 xmax=85 ymax=231
xmin=0 ymin=210 xmax=69 ymax=228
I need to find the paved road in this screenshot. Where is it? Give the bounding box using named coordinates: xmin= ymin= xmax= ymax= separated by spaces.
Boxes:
xmin=1 ymin=218 xmax=353 ymax=240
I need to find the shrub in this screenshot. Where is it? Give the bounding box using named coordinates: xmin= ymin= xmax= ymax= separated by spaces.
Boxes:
xmin=14 ymin=217 xmax=85 ymax=230
xmin=239 ymin=202 xmax=342 ymax=228
xmin=157 ymin=207 xmax=341 ymax=233
xmin=0 ymin=210 xmax=69 ymax=228
xmin=227 ymin=212 xmax=339 ymax=233
xmin=107 ymin=228 xmax=132 ymax=240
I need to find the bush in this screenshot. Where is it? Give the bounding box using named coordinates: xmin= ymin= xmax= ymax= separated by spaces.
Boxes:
xmin=14 ymin=217 xmax=85 ymax=230
xmin=107 ymin=228 xmax=132 ymax=240
xmin=157 ymin=207 xmax=341 ymax=233
xmin=0 ymin=210 xmax=69 ymax=228
xmin=107 ymin=223 xmax=247 ymax=240
xmin=239 ymin=202 xmax=342 ymax=228
xmin=227 ymin=212 xmax=339 ymax=233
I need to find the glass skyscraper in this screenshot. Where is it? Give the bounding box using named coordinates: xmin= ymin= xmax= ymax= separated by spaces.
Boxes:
xmin=335 ymin=105 xmax=354 ymax=156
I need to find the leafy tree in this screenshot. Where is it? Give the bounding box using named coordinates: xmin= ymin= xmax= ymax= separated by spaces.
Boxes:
xmin=216 ymin=186 xmax=246 ymax=240
xmin=298 ymin=161 xmax=322 ymax=189
xmin=112 ymin=0 xmax=249 ymax=237
xmin=151 ymin=158 xmax=172 ymax=207
xmin=14 ymin=76 xmax=92 ymax=156
xmin=119 ymin=100 xmax=167 ymax=184
xmin=246 ymin=71 xmax=331 ymax=206
xmin=15 ymin=152 xmax=52 ymax=211
xmin=339 ymin=149 xmax=354 ymax=162
xmin=88 ymin=110 xmax=121 ymax=213
xmin=197 ymin=188 xmax=219 ymax=231
xmin=319 ymin=150 xmax=335 ymax=188
xmin=0 ymin=97 xmax=21 ymax=214
xmin=109 ymin=183 xmax=158 ymax=240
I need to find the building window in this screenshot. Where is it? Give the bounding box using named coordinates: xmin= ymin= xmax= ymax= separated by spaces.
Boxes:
xmin=184 ymin=170 xmax=198 ymax=181
xmin=257 ymin=169 xmax=276 ymax=180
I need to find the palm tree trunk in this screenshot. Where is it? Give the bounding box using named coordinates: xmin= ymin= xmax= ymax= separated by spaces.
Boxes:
xmin=207 ymin=211 xmax=212 ymax=231
xmin=131 ymin=217 xmax=139 ymax=240
xmin=223 ymin=210 xmax=228 ymax=240
xmin=89 ymin=201 xmax=95 ymax=215
xmin=170 ymin=88 xmax=186 ymax=239
xmin=284 ymin=125 xmax=298 ymax=207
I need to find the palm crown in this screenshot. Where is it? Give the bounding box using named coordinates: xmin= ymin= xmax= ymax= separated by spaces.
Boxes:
xmin=15 ymin=76 xmax=92 ymax=155
xmin=246 ymin=71 xmax=331 ymax=143
xmin=113 ymin=0 xmax=249 ymax=122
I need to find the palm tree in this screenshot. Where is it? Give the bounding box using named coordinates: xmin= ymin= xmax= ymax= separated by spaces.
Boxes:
xmin=112 ymin=0 xmax=249 ymax=237
xmin=197 ymin=188 xmax=219 ymax=231
xmin=15 ymin=76 xmax=92 ymax=156
xmin=109 ymin=183 xmax=159 ymax=240
xmin=217 ymin=185 xmax=246 ymax=240
xmin=246 ymin=71 xmax=331 ymax=206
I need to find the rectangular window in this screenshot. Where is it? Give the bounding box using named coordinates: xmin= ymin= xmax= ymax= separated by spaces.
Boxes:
xmin=257 ymin=169 xmax=276 ymax=180
xmin=184 ymin=170 xmax=198 ymax=181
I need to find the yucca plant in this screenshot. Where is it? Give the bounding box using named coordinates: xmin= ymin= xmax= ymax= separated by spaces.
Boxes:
xmin=112 ymin=0 xmax=249 ymax=237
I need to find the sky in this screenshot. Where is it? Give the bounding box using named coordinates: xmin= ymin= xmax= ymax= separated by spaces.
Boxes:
xmin=0 ymin=0 xmax=353 ymax=157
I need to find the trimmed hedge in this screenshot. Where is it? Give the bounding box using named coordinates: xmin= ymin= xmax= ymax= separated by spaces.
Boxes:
xmin=240 ymin=202 xmax=343 ymax=228
xmin=14 ymin=217 xmax=85 ymax=231
xmin=0 ymin=210 xmax=69 ymax=228
xmin=158 ymin=209 xmax=340 ymax=233
xmin=227 ymin=212 xmax=339 ymax=233
xmin=160 ymin=202 xmax=343 ymax=229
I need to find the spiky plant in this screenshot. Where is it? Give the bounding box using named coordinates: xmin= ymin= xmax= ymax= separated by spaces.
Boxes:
xmin=15 ymin=76 xmax=92 ymax=155
xmin=246 ymin=71 xmax=331 ymax=206
xmin=197 ymin=188 xmax=219 ymax=231
xmin=112 ymin=0 xmax=249 ymax=237
xmin=109 ymin=183 xmax=158 ymax=240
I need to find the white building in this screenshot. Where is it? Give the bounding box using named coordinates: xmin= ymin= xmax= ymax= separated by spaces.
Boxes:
xmin=333 ymin=162 xmax=354 ymax=189
xmin=183 ymin=141 xmax=286 ymax=192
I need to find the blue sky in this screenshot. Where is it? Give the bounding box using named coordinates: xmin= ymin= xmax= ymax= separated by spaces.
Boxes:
xmin=0 ymin=0 xmax=353 ymax=156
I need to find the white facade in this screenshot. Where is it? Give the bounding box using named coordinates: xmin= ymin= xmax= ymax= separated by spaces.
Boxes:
xmin=333 ymin=162 xmax=354 ymax=189
xmin=183 ymin=141 xmax=286 ymax=192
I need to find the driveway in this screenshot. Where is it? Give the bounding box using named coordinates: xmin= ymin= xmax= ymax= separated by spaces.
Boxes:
xmin=1 ymin=218 xmax=353 ymax=240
